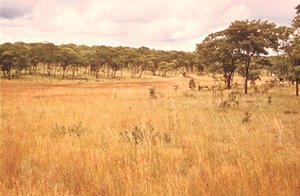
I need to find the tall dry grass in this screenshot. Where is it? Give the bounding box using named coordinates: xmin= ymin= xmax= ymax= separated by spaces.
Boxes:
xmin=0 ymin=77 xmax=299 ymax=195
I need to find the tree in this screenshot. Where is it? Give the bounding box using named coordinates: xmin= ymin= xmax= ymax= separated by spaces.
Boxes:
xmin=109 ymin=47 xmax=126 ymax=78
xmin=273 ymin=26 xmax=294 ymax=85
xmin=0 ymin=49 xmax=14 ymax=79
xmin=158 ymin=61 xmax=176 ymax=77
xmin=238 ymin=57 xmax=272 ymax=85
xmin=0 ymin=42 xmax=29 ymax=79
xmin=197 ymin=31 xmax=238 ymax=89
xmin=27 ymin=44 xmax=41 ymax=75
xmin=128 ymin=47 xmax=153 ymax=78
xmin=147 ymin=50 xmax=162 ymax=76
xmin=293 ymin=65 xmax=300 ymax=96
xmin=56 ymin=47 xmax=78 ymax=79
xmin=292 ymin=4 xmax=300 ymax=96
xmin=226 ymin=20 xmax=278 ymax=94
xmin=292 ymin=4 xmax=300 ymax=30
xmin=89 ymin=46 xmax=111 ymax=78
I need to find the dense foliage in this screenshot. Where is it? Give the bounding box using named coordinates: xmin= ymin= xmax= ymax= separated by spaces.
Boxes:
xmin=0 ymin=43 xmax=201 ymax=80
xmin=197 ymin=4 xmax=300 ymax=95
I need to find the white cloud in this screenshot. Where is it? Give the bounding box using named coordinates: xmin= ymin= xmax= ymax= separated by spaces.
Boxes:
xmin=0 ymin=0 xmax=299 ymax=51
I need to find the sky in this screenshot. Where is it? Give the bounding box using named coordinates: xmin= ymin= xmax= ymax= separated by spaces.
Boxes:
xmin=0 ymin=0 xmax=299 ymax=51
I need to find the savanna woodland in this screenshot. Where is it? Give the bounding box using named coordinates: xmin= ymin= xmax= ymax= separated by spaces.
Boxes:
xmin=0 ymin=3 xmax=300 ymax=196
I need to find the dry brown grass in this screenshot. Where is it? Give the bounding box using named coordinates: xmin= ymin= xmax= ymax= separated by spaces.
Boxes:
xmin=0 ymin=75 xmax=299 ymax=195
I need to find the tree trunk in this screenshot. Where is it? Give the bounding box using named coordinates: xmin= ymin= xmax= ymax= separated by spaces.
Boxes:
xmin=296 ymin=79 xmax=299 ymax=96
xmin=226 ymin=74 xmax=232 ymax=89
xmin=72 ymin=66 xmax=75 ymax=80
xmin=244 ymin=57 xmax=250 ymax=94
xmin=85 ymin=67 xmax=88 ymax=76
xmin=28 ymin=66 xmax=32 ymax=75
xmin=33 ymin=65 xmax=37 ymax=75
xmin=16 ymin=69 xmax=22 ymax=78
xmin=245 ymin=67 xmax=248 ymax=94
xmin=131 ymin=67 xmax=138 ymax=78
xmin=44 ymin=64 xmax=47 ymax=75
xmin=62 ymin=68 xmax=66 ymax=79
xmin=138 ymin=69 xmax=144 ymax=78
xmin=190 ymin=64 xmax=194 ymax=73
xmin=47 ymin=64 xmax=51 ymax=76
xmin=131 ymin=68 xmax=137 ymax=78
xmin=162 ymin=70 xmax=168 ymax=77
xmin=96 ymin=69 xmax=99 ymax=79
xmin=151 ymin=70 xmax=156 ymax=76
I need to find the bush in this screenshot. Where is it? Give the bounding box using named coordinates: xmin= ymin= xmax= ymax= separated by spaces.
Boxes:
xmin=119 ymin=126 xmax=172 ymax=146
xmin=182 ymin=92 xmax=196 ymax=98
xmin=189 ymin=79 xmax=196 ymax=90
xmin=267 ymin=96 xmax=272 ymax=104
xmin=220 ymin=91 xmax=240 ymax=108
xmin=283 ymin=110 xmax=298 ymax=114
xmin=51 ymin=122 xmax=89 ymax=137
xmin=242 ymin=111 xmax=252 ymax=123
xmin=149 ymin=86 xmax=157 ymax=99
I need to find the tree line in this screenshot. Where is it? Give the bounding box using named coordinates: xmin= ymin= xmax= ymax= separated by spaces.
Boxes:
xmin=1 ymin=4 xmax=300 ymax=95
xmin=0 ymin=42 xmax=202 ymax=80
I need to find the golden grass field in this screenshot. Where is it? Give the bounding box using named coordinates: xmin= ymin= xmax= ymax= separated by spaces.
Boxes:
xmin=0 ymin=75 xmax=299 ymax=195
